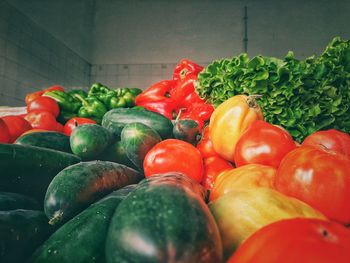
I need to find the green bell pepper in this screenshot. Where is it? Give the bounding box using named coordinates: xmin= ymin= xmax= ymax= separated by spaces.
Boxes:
xmin=68 ymin=89 xmax=88 ymax=100
xmin=129 ymin=88 xmax=143 ymax=96
xmin=88 ymin=83 xmax=110 ymax=100
xmin=75 ymin=94 xmax=107 ymax=124
xmin=43 ymin=90 xmax=81 ymax=113
xmin=109 ymin=97 xmax=127 ymax=109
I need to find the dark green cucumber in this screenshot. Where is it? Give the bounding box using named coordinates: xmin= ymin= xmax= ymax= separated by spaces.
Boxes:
xmin=102 ymin=107 xmax=173 ymax=139
xmin=105 ymin=173 xmax=223 ymax=263
xmin=121 ymin=122 xmax=162 ymax=169
xmin=30 ymin=185 xmax=136 ymax=263
xmin=102 ymin=140 xmax=138 ymax=170
xmin=0 ymin=209 xmax=53 ymax=263
xmin=173 ymin=119 xmax=201 ymax=145
xmin=0 ymin=192 xmax=40 ymax=210
xmin=0 ymin=144 xmax=81 ymax=202
xmin=15 ymin=131 xmax=72 ymax=153
xmin=70 ymin=124 xmax=113 ymax=160
xmin=44 ymin=161 xmax=142 ymax=226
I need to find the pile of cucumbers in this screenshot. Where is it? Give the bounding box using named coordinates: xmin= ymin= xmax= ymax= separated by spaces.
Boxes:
xmin=0 ymin=107 xmax=223 ymax=263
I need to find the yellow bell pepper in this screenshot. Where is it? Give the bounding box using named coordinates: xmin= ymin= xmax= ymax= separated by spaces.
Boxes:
xmin=209 ymin=95 xmax=263 ymax=162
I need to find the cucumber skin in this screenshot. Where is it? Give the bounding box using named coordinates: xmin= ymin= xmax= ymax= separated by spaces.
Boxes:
xmin=44 ymin=161 xmax=143 ymax=226
xmin=0 ymin=192 xmax=40 ymax=211
xmin=101 ymin=140 xmax=138 ymax=170
xmin=0 ymin=209 xmax=53 ymax=263
xmin=102 ymin=108 xmax=173 ymax=139
xmin=69 ymin=124 xmax=113 ymax=160
xmin=29 ymin=185 xmax=136 ymax=263
xmin=121 ymin=122 xmax=162 ymax=169
xmin=0 ymin=144 xmax=81 ymax=202
xmin=105 ymin=173 xmax=223 ymax=263
xmin=15 ymin=131 xmax=72 ymax=153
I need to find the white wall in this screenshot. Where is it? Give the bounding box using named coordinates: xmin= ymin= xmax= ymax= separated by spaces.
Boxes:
xmin=0 ymin=0 xmax=90 ymax=106
xmin=91 ymin=0 xmax=350 ymax=65
xmin=90 ymin=0 xmax=350 ymax=90
xmin=7 ymin=0 xmax=95 ymax=62
xmin=247 ymin=0 xmax=350 ymax=59
xmin=91 ymin=0 xmax=243 ymax=65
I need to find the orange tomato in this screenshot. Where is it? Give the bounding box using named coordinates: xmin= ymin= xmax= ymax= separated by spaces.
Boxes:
xmin=210 ymin=164 xmax=276 ymax=201
xmin=209 ymin=95 xmax=263 ymax=162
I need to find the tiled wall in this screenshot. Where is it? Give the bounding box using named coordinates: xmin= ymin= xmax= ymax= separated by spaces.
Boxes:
xmin=0 ymin=0 xmax=90 ymax=106
xmin=90 ymin=63 xmax=176 ymax=90
xmin=90 ymin=62 xmax=210 ymax=90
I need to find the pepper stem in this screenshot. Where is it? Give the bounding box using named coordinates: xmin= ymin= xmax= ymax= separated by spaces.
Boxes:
xmin=246 ymin=94 xmax=262 ymax=108
xmin=175 ymin=108 xmax=185 ymax=124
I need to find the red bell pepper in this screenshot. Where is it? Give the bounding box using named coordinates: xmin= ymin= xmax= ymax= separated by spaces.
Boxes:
xmin=179 ymin=103 xmax=214 ymax=129
xmin=135 ymin=100 xmax=176 ymax=120
xmin=135 ymin=59 xmax=214 ymax=124
xmin=25 ymin=85 xmax=64 ymax=105
xmin=173 ymin=59 xmax=204 ymax=81
xmin=135 ymin=80 xmax=175 ymax=104
xmin=135 ymin=80 xmax=177 ymax=119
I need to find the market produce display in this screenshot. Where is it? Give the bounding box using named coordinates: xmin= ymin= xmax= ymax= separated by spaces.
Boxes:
xmin=0 ymin=43 xmax=350 ymax=262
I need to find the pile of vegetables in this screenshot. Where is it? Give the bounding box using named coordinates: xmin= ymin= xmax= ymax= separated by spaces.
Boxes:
xmin=1 ymin=44 xmax=350 ymax=263
xmin=196 ymin=37 xmax=350 ymax=142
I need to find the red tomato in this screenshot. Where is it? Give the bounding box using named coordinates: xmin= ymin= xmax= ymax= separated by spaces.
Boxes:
xmin=2 ymin=115 xmax=32 ymax=142
xmin=234 ymin=120 xmax=296 ymax=168
xmin=143 ymin=139 xmax=204 ymax=183
xmin=228 ymin=218 xmax=350 ymax=263
xmin=27 ymin=96 xmax=60 ymax=118
xmin=302 ymin=129 xmax=350 ymax=158
xmin=63 ymin=117 xmax=97 ymax=136
xmin=202 ymin=156 xmax=233 ymax=191
xmin=24 ymin=111 xmax=60 ymax=131
xmin=197 ymin=126 xmax=219 ymax=158
xmin=275 ymin=146 xmax=350 ymax=224
xmin=0 ymin=118 xmax=10 ymax=143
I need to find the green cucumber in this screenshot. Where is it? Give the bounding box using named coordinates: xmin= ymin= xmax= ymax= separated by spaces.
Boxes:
xmin=15 ymin=131 xmax=72 ymax=153
xmin=0 ymin=209 xmax=53 ymax=263
xmin=0 ymin=144 xmax=81 ymax=202
xmin=101 ymin=140 xmax=138 ymax=170
xmin=102 ymin=108 xmax=173 ymax=139
xmin=0 ymin=192 xmax=40 ymax=211
xmin=121 ymin=122 xmax=162 ymax=169
xmin=105 ymin=173 xmax=223 ymax=263
xmin=45 ymin=161 xmax=142 ymax=226
xmin=173 ymin=119 xmax=201 ymax=145
xmin=70 ymin=124 xmax=113 ymax=160
xmin=29 ymin=185 xmax=136 ymax=263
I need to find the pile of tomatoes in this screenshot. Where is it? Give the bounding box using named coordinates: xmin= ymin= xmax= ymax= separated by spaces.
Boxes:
xmin=141 ymin=94 xmax=350 ymax=262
